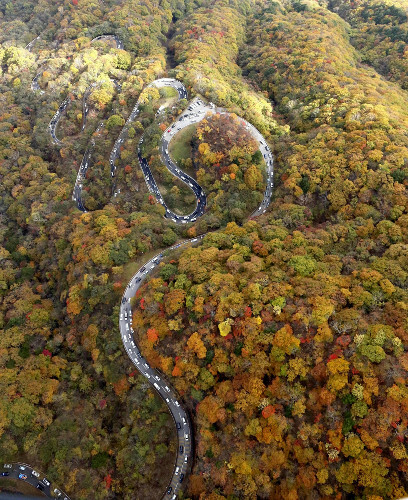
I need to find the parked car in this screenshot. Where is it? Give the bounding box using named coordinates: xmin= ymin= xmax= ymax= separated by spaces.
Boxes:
xmin=32 ymin=470 xmax=40 ymax=477
xmin=1 ymin=472 xmax=9 ymax=477
xmin=18 ymin=473 xmax=28 ymax=480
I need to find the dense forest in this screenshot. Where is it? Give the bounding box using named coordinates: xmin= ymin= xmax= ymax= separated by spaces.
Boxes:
xmin=1 ymin=0 xmax=408 ymax=499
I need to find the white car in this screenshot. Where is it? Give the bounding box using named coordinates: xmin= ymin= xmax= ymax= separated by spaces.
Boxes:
xmin=54 ymin=489 xmax=62 ymax=497
xmin=19 ymin=466 xmax=26 ymax=471
xmin=182 ymin=417 xmax=186 ymax=425
xmin=184 ymin=455 xmax=188 ymax=463
xmin=185 ymin=434 xmax=189 ymax=441
xmin=165 ymin=386 xmax=170 ymax=392
xmin=43 ymin=478 xmax=50 ymax=486
xmin=32 ymin=470 xmax=40 ymax=478
xmin=3 ymin=464 xmax=12 ymax=469
xmin=175 ymin=467 xmax=180 ymax=475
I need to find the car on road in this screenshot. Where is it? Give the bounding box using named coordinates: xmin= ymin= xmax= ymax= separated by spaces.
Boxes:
xmin=32 ymin=470 xmax=40 ymax=477
xmin=1 ymin=472 xmax=9 ymax=477
xmin=19 ymin=473 xmax=28 ymax=480
xmin=19 ymin=466 xmax=26 ymax=471
xmin=3 ymin=464 xmax=12 ymax=468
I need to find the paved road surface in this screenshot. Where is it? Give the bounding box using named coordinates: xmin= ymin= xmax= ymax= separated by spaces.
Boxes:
xmin=119 ymin=236 xmax=204 ymax=499
xmin=1 ymin=463 xmax=69 ymax=499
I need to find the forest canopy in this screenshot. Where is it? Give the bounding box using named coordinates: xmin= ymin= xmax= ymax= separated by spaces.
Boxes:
xmin=1 ymin=0 xmax=408 ymax=499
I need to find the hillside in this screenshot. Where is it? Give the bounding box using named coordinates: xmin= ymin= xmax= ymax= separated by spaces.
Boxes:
xmin=0 ymin=0 xmax=408 ymax=499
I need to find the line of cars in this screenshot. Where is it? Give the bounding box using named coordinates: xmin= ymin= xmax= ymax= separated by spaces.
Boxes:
xmin=134 ymin=84 xmax=206 ymax=224
xmin=118 ymin=239 xmax=203 ymax=498
xmin=2 ymin=463 xmax=68 ymax=499
xmin=48 ymin=97 xmax=71 ymax=145
xmin=157 ymin=97 xmax=210 ymax=224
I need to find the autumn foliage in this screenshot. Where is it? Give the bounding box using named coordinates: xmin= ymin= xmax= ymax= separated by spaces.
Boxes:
xmin=1 ymin=0 xmax=408 ymax=499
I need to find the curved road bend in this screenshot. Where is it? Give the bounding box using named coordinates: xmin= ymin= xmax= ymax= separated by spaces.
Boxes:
xmin=90 ymin=34 xmax=124 ymax=50
xmin=49 ymin=78 xmax=122 ymax=147
xmin=24 ymin=35 xmax=275 ymax=500
xmin=157 ymin=93 xmax=274 ymax=220
xmin=119 ymin=236 xmax=204 ymax=499
xmin=1 ymin=462 xmax=70 ymax=500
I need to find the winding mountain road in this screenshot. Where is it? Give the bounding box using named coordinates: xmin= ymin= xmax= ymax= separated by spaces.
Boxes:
xmin=9 ymin=34 xmax=275 ymax=499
